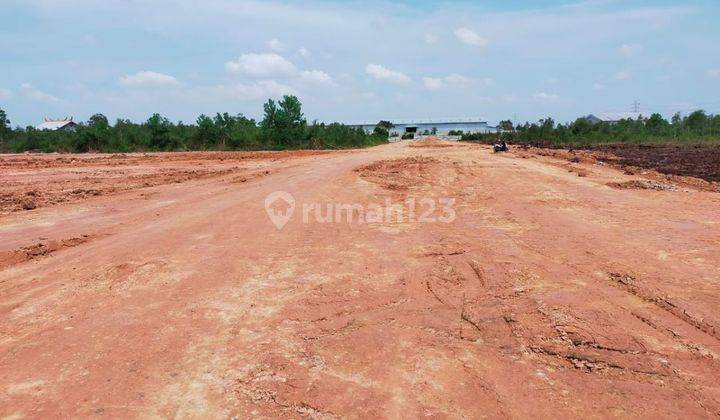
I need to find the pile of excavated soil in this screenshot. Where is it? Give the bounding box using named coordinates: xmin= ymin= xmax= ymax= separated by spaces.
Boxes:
xmin=0 ymin=235 xmax=92 ymax=269
xmin=355 ymin=156 xmax=440 ymax=191
xmin=409 ymin=137 xmax=455 ymax=148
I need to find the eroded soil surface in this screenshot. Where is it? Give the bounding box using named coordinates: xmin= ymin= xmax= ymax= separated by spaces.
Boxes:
xmin=1 ymin=142 xmax=719 ymax=418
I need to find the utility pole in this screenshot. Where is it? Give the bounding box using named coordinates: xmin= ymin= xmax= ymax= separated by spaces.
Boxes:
xmin=632 ymin=100 xmax=640 ymax=113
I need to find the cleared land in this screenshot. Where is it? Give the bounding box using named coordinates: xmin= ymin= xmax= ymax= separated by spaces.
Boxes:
xmin=1 ymin=141 xmax=719 ymax=418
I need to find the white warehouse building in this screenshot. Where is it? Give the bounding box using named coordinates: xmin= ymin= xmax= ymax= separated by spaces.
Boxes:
xmin=351 ymin=120 xmax=497 ymax=136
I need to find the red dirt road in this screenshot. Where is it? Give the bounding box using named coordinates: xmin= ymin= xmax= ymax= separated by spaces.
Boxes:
xmin=1 ymin=142 xmax=720 ymax=418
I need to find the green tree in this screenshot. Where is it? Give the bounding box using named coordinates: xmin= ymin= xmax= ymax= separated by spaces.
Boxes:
xmin=228 ymin=114 xmax=259 ymax=149
xmin=685 ymin=110 xmax=709 ymax=135
xmin=0 ymin=108 xmax=9 ymax=132
xmin=146 ymin=113 xmax=176 ymax=150
xmin=194 ymin=114 xmax=216 ymax=149
xmin=373 ymin=121 xmax=390 ymax=138
xmin=498 ymin=120 xmax=514 ymax=131
xmin=113 ymin=118 xmax=144 ymax=150
xmin=711 ymin=115 xmax=720 ymax=136
xmin=570 ymin=118 xmax=592 ymax=136
xmin=0 ymin=108 xmax=10 ymax=149
xmin=260 ymin=95 xmax=307 ymax=148
xmin=277 ymin=95 xmax=306 ymax=147
xmin=88 ymin=113 xmax=109 ymax=129
xmin=376 ymin=120 xmax=393 ymax=130
xmin=75 ymin=113 xmax=111 ymax=152
xmin=260 ymin=99 xmax=278 ymax=148
xmin=213 ymin=112 xmax=234 ymax=149
xmin=539 ymin=118 xmax=555 ymax=138
xmin=645 ymin=113 xmax=669 ymax=135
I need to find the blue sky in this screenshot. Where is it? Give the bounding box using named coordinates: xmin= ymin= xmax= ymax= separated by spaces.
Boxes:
xmin=1 ymin=0 xmax=719 ymax=127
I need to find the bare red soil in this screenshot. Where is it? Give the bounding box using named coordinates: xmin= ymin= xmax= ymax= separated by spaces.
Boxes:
xmin=0 ymin=151 xmax=329 ymax=214
xmin=1 ymin=142 xmax=719 ymax=418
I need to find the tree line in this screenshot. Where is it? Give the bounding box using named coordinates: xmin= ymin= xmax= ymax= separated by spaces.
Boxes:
xmin=0 ymin=96 xmax=389 ymax=153
xmin=461 ymin=111 xmax=720 ymax=145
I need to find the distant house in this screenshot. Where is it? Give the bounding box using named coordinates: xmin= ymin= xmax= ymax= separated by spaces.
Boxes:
xmin=583 ymin=112 xmax=644 ymax=124
xmin=36 ymin=117 xmax=77 ymax=131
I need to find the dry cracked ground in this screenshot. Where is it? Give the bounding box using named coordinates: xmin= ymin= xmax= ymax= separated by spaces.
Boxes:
xmin=1 ymin=141 xmax=719 ymax=418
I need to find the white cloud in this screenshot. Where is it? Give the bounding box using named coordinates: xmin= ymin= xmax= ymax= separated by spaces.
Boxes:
xmin=225 ymin=53 xmax=297 ymax=77
xmin=365 ymin=64 xmax=411 ymax=85
xmin=423 ymin=74 xmax=487 ymax=90
xmin=592 ymin=83 xmax=607 ymax=90
xmin=424 ymin=33 xmax=439 ymax=44
xmin=228 ymin=80 xmax=296 ymax=100
xmin=618 ymin=43 xmax=642 ymax=57
xmin=119 ymin=71 xmax=180 ymax=88
xmin=300 ymin=70 xmax=334 ymax=85
xmin=0 ymin=88 xmax=12 ymax=100
xmin=454 ymin=27 xmax=488 ymax=47
xmin=615 ymin=71 xmax=631 ymax=80
xmin=708 ymin=69 xmax=720 ymax=79
xmin=297 ymin=47 xmax=310 ymax=57
xmin=533 ymin=92 xmax=560 ymax=101
xmin=477 ymin=77 xmax=495 ymax=88
xmin=445 ymin=74 xmax=472 ymax=85
xmin=20 ymin=83 xmax=60 ymax=103
xmin=423 ymin=77 xmax=444 ymax=90
xmin=360 ymin=91 xmax=377 ymax=101
xmin=268 ymin=38 xmax=286 ymax=52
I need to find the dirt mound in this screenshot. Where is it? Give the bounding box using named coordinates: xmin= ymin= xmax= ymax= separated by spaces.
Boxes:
xmin=409 ymin=137 xmax=454 ymax=148
xmin=355 ymin=156 xmax=439 ymax=191
xmin=517 ymin=148 xmax=600 ymax=165
xmin=0 ymin=235 xmax=93 ymax=269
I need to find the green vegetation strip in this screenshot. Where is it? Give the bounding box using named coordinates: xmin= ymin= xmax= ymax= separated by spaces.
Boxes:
xmin=0 ymin=96 xmax=388 ymax=153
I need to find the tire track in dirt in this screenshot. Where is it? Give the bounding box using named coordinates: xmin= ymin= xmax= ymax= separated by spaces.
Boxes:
xmin=607 ymin=272 xmax=720 ymax=341
xmin=395 ymin=149 xmax=720 ymax=416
